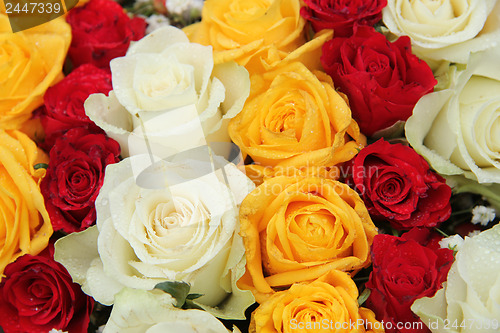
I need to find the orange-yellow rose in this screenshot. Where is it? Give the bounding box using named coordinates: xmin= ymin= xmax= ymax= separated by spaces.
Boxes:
xmin=0 ymin=14 xmax=71 ymax=129
xmin=184 ymin=0 xmax=307 ymax=70
xmin=0 ymin=130 xmax=51 ymax=277
xmin=238 ymin=176 xmax=378 ymax=302
xmin=250 ymin=270 xmax=384 ymax=333
xmin=228 ymin=61 xmax=365 ymax=172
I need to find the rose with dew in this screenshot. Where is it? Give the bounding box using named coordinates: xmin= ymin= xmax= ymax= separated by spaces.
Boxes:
xmin=405 ymin=47 xmax=500 ymax=184
xmin=349 ymin=139 xmax=451 ymax=230
xmin=184 ymin=0 xmax=307 ymax=71
xmin=0 ymin=246 xmax=93 ymax=333
xmin=41 ymin=128 xmax=120 ymax=233
xmin=85 ymin=25 xmax=250 ymax=159
xmin=55 ymin=153 xmax=255 ymax=319
xmin=238 ymin=175 xmax=378 ymax=302
xmin=228 ymin=61 xmax=365 ymax=173
xmin=300 ymin=0 xmax=387 ymax=37
xmin=382 ymin=0 xmax=500 ymax=63
xmin=0 ymin=14 xmax=70 ymax=130
xmin=321 ymin=25 xmax=437 ymax=136
xmin=366 ymin=228 xmax=454 ymax=333
xmin=0 ymin=130 xmax=51 ymax=277
xmin=66 ymin=0 xmax=146 ymax=69
xmin=39 ymin=64 xmax=112 ymax=149
xmin=250 ymin=270 xmax=384 ymax=333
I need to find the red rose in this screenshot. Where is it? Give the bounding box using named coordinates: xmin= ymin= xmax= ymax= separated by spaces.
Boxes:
xmin=300 ymin=0 xmax=387 ymax=37
xmin=0 ymin=245 xmax=93 ymax=333
xmin=349 ymin=139 xmax=451 ymax=230
xmin=366 ymin=228 xmax=454 ymax=333
xmin=39 ymin=64 xmax=112 ymax=149
xmin=41 ymin=128 xmax=120 ymax=233
xmin=321 ymin=26 xmax=437 ymax=136
xmin=66 ymin=0 xmax=146 ymax=69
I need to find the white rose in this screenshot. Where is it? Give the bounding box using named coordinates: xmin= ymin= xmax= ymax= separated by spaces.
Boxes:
xmin=382 ymin=0 xmax=500 ymax=63
xmin=54 ymin=154 xmax=255 ymax=319
xmin=85 ymin=25 xmax=250 ymax=158
xmin=104 ymin=288 xmax=240 ymax=333
xmin=405 ymin=46 xmax=500 ymax=184
xmin=412 ymin=223 xmax=500 ymax=332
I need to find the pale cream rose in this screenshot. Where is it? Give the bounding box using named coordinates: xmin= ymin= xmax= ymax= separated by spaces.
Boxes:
xmin=85 ymin=25 xmax=250 ymax=158
xmin=104 ymin=288 xmax=240 ymax=333
xmin=412 ymin=223 xmax=500 ymax=332
xmin=405 ymin=46 xmax=500 ymax=184
xmin=54 ymin=155 xmax=255 ymax=319
xmin=383 ymin=0 xmax=500 ymax=63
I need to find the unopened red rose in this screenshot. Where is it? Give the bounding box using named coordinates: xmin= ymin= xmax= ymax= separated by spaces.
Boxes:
xmin=301 ymin=0 xmax=387 ymax=37
xmin=66 ymin=0 xmax=146 ymax=68
xmin=41 ymin=128 xmax=120 ymax=233
xmin=321 ymin=26 xmax=437 ymax=136
xmin=366 ymin=228 xmax=454 ymax=333
xmin=349 ymin=139 xmax=451 ymax=230
xmin=0 ymin=245 xmax=93 ymax=333
xmin=39 ymin=64 xmax=112 ymax=149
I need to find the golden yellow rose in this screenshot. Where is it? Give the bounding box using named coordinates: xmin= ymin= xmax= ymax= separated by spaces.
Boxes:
xmin=0 ymin=14 xmax=71 ymax=130
xmin=0 ymin=130 xmax=52 ymax=277
xmin=250 ymin=270 xmax=384 ymax=333
xmin=184 ymin=0 xmax=307 ymax=70
xmin=228 ymin=61 xmax=365 ymax=173
xmin=238 ymin=176 xmax=378 ymax=302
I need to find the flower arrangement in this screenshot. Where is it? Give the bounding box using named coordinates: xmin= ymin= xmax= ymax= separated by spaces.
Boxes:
xmin=1 ymin=0 xmax=500 ymax=332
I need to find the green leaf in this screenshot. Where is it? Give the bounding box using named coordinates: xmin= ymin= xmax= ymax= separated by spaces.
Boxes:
xmin=34 ymin=163 xmax=49 ymax=170
xmin=183 ymin=299 xmax=204 ymax=310
xmin=154 ymin=281 xmax=191 ymax=308
xmin=358 ymin=288 xmax=371 ymax=307
xmin=186 ymin=293 xmax=204 ymax=300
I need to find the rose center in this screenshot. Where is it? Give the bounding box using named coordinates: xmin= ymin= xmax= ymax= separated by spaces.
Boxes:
xmin=229 ymin=0 xmax=270 ymax=20
xmin=149 ymin=198 xmax=210 ymax=238
xmin=134 ymin=56 xmax=194 ymax=99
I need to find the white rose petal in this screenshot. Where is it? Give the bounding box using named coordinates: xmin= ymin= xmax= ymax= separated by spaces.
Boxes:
xmin=55 ymin=153 xmax=255 ymax=319
xmin=406 ymin=46 xmax=500 ymax=184
xmin=85 ymin=25 xmax=250 ymax=159
xmin=412 ymin=223 xmax=500 ymax=332
xmin=383 ymin=0 xmax=500 ymax=63
xmin=104 ymin=288 xmax=231 ymax=333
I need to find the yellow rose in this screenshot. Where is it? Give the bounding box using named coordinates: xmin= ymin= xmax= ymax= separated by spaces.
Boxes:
xmin=0 ymin=14 xmax=71 ymax=130
xmin=184 ymin=0 xmax=306 ymax=70
xmin=0 ymin=130 xmax=51 ymax=277
xmin=238 ymin=176 xmax=378 ymax=302
xmin=228 ymin=61 xmax=365 ymax=173
xmin=250 ymin=270 xmax=384 ymax=333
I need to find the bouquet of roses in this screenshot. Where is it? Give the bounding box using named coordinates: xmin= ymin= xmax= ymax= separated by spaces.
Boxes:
xmin=1 ymin=0 xmax=500 ymax=332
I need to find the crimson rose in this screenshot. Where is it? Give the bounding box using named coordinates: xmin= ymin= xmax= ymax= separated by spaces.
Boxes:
xmin=66 ymin=0 xmax=146 ymax=69
xmin=300 ymin=0 xmax=387 ymax=37
xmin=0 ymin=245 xmax=93 ymax=333
xmin=39 ymin=64 xmax=112 ymax=149
xmin=349 ymin=139 xmax=451 ymax=230
xmin=41 ymin=128 xmax=120 ymax=233
xmin=321 ymin=26 xmax=437 ymax=136
xmin=366 ymin=228 xmax=454 ymax=333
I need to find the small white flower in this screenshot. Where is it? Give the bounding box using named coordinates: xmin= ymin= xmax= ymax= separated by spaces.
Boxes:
xmin=166 ymin=0 xmax=203 ymax=19
xmin=471 ymin=205 xmax=496 ymax=226
xmin=439 ymin=234 xmax=464 ymax=251
xmin=467 ymin=230 xmax=481 ymax=238
xmin=146 ymin=14 xmax=171 ymax=35
xmin=48 ymin=330 xmax=68 ymax=333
